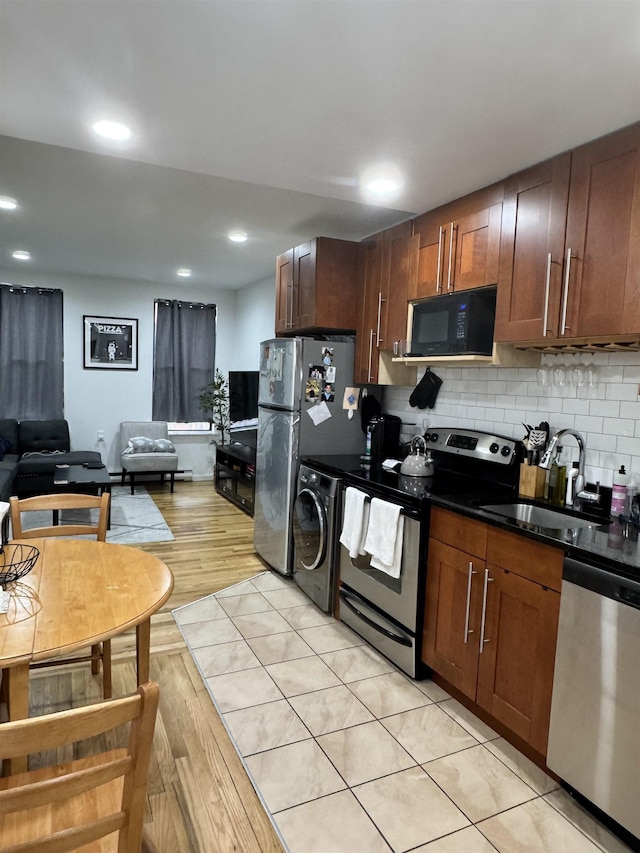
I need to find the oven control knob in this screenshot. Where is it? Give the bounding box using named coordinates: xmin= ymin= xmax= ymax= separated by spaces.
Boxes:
xmin=501 ymin=445 xmax=512 ymax=457
xmin=489 ymin=442 xmax=499 ymax=454
xmin=429 ymin=432 xmax=439 ymax=443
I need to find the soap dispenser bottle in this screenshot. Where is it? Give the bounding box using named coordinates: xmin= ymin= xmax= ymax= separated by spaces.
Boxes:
xmin=565 ymin=461 xmax=579 ymax=506
xmin=611 ymin=465 xmax=629 ymax=518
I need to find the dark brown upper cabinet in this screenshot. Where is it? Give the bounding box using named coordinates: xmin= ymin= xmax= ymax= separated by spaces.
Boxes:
xmin=411 ymin=185 xmax=503 ymax=301
xmin=496 ymin=122 xmax=640 ymax=343
xmin=275 ymin=237 xmax=360 ymax=336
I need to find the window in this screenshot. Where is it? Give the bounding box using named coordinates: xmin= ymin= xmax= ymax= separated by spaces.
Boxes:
xmin=152 ymin=299 xmax=217 ymax=424
xmin=0 ymin=284 xmax=64 ymax=419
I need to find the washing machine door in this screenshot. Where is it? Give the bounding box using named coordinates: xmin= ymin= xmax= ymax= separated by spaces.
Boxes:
xmin=293 ymin=488 xmax=326 ymax=571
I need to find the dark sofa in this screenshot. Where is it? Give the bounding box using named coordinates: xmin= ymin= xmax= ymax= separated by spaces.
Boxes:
xmin=0 ymin=419 xmax=102 ymax=501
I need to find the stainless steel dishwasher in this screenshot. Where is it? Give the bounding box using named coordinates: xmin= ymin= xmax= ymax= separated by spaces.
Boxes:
xmin=547 ymin=557 xmax=640 ymax=843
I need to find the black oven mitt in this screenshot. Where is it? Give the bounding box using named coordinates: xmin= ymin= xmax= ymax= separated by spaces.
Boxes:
xmin=409 ymin=368 xmax=442 ymax=409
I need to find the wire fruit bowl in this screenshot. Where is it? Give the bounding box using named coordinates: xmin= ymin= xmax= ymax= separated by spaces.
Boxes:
xmin=0 ymin=543 xmax=39 ymax=587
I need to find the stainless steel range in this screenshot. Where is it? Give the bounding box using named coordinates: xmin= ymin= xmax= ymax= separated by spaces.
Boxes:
xmin=306 ymin=427 xmax=524 ymax=677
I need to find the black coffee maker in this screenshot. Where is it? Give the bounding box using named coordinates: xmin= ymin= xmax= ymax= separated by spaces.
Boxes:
xmin=368 ymin=414 xmax=402 ymax=460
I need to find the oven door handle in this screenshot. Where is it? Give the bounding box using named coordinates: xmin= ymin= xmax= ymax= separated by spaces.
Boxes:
xmin=339 ymin=590 xmax=412 ymax=647
xmin=361 ymin=494 xmax=421 ymax=522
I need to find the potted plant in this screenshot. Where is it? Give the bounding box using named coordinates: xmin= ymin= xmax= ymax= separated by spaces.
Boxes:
xmin=198 ymin=369 xmax=230 ymax=444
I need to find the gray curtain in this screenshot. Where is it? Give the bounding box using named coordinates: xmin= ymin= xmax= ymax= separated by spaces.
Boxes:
xmin=0 ymin=284 xmax=64 ymax=419
xmin=152 ymin=299 xmax=217 ymax=422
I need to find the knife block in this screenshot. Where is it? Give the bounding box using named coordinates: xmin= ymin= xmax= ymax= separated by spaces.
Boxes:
xmin=519 ymin=461 xmax=547 ymax=498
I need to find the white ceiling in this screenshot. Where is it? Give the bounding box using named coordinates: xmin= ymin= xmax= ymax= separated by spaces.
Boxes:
xmin=0 ymin=0 xmax=638 ymax=290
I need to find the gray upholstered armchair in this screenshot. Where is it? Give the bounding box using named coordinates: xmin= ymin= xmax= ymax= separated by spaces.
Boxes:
xmin=119 ymin=421 xmax=179 ymax=494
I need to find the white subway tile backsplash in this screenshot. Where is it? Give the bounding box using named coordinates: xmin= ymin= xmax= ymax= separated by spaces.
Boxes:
xmin=590 ymin=400 xmax=621 ymax=418
xmin=381 ymin=351 xmax=640 ymax=484
xmin=603 ymin=417 xmax=635 ymax=436
xmin=605 ymin=383 xmax=639 ymax=401
xmin=620 ymin=401 xmax=640 ymax=420
xmin=562 ymin=399 xmax=590 ymax=415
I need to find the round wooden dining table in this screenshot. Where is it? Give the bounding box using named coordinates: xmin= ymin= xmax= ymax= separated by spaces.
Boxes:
xmin=0 ymin=538 xmax=174 ymax=773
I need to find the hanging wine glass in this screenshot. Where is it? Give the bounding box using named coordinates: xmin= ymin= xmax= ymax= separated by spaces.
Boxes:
xmin=536 ymin=353 xmax=551 ymax=387
xmin=571 ymin=352 xmax=585 ymax=388
xmin=582 ymin=351 xmax=595 ymax=388
xmin=553 ymin=354 xmax=565 ymax=387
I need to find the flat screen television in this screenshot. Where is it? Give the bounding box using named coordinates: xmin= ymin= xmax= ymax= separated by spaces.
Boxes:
xmin=228 ymin=370 xmax=259 ymax=424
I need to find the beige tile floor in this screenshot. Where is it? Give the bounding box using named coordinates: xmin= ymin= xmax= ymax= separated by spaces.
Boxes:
xmin=174 ymin=572 xmax=632 ymax=853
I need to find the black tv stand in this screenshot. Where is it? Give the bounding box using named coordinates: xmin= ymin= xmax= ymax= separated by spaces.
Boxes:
xmin=214 ymin=441 xmax=256 ymax=515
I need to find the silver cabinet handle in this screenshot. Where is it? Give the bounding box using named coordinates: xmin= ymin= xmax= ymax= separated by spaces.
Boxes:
xmin=479 ymin=568 xmax=494 ymax=653
xmin=435 ymin=225 xmax=444 ymax=293
xmin=287 ymin=282 xmax=293 ymax=328
xmin=542 ymin=252 xmax=552 ymax=337
xmin=463 ymin=561 xmax=477 ymax=644
xmin=367 ymin=328 xmax=375 ymax=382
xmin=447 ymin=222 xmax=455 ymax=291
xmin=376 ymin=291 xmax=384 ymax=345
xmin=561 ymin=247 xmax=572 ymax=335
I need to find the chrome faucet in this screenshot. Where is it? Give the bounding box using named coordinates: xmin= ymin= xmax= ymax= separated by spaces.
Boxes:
xmin=538 ymin=428 xmax=587 ymax=506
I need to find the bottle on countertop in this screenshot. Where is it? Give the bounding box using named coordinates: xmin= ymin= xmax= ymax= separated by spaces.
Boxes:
xmin=611 ymin=465 xmax=629 ymax=518
xmin=364 ymin=424 xmax=372 ymax=459
xmin=565 ymin=461 xmax=580 ymax=507
xmin=548 ymin=447 xmax=566 ymax=507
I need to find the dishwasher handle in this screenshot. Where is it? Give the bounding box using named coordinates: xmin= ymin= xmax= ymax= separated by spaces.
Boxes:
xmin=563 ymin=556 xmax=640 ymax=609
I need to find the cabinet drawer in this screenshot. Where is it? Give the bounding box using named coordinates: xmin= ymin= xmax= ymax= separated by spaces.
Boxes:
xmin=486 ymin=526 xmax=562 ymax=591
xmin=430 ymin=507 xmax=487 ymax=559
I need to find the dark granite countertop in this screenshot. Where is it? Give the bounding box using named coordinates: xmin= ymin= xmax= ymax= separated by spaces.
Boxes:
xmin=302 ymin=453 xmax=640 ymax=583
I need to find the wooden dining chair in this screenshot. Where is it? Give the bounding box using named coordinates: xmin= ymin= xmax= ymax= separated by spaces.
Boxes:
xmin=9 ymin=492 xmax=113 ymax=698
xmin=0 ymin=681 xmax=159 ymax=853
xmin=9 ymin=491 xmax=110 ymax=541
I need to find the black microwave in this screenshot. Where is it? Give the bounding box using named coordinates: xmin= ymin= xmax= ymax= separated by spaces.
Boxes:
xmin=409 ymin=286 xmax=497 ymax=356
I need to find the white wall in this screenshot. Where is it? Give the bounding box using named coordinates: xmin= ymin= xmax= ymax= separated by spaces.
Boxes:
xmin=233 ymin=275 xmax=276 ymax=368
xmin=0 ymin=267 xmax=274 ymax=478
xmin=383 ymin=351 xmax=640 ymax=491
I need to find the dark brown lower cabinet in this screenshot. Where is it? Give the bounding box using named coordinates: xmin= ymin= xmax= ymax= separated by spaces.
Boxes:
xmin=423 ymin=507 xmax=561 ymax=756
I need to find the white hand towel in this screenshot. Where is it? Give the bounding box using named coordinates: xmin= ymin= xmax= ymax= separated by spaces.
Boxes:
xmin=339 ymin=487 xmax=370 ymax=558
xmin=363 ymin=497 xmax=404 ymax=579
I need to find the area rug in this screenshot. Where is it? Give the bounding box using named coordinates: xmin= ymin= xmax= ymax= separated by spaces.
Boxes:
xmin=19 ymin=485 xmax=174 ymax=545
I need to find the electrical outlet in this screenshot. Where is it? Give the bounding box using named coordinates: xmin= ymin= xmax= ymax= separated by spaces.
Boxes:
xmin=97 ymin=430 xmax=105 ymax=440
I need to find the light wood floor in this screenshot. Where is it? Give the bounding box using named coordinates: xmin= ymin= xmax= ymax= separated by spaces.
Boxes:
xmin=27 ymin=481 xmax=285 ymax=853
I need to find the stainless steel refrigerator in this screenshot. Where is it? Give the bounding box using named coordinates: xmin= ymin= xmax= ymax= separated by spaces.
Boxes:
xmin=254 ymin=337 xmax=363 ymax=575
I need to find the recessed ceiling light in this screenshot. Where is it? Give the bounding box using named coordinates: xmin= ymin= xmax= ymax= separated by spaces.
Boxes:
xmin=12 ymin=250 xmax=31 ymax=261
xmin=91 ymin=119 xmax=133 ymax=141
xmin=0 ymin=196 xmax=18 ymax=210
xmin=177 ymin=268 xmax=192 ymax=278
xmin=228 ymin=230 xmax=248 ymax=243
xmin=360 ymin=164 xmax=403 ymax=201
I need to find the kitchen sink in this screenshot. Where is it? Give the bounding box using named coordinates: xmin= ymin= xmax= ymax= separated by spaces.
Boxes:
xmin=480 ymin=502 xmax=600 ymax=529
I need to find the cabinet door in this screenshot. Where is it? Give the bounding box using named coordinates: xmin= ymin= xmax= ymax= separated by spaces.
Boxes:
xmin=423 ymin=538 xmax=483 ymax=699
xmin=275 ymin=249 xmax=294 ymax=334
xmin=563 ymin=123 xmax=640 ymax=338
xmin=384 ymin=234 xmax=419 ymax=352
xmin=476 ymin=566 xmax=560 ymax=755
xmin=413 ymin=216 xmax=446 ymax=299
xmin=451 ymin=203 xmax=502 ymax=292
xmin=494 ymin=155 xmax=571 ymax=342
xmin=355 ymin=240 xmax=384 ymax=383
xmin=293 ymin=240 xmax=316 ymax=329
